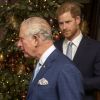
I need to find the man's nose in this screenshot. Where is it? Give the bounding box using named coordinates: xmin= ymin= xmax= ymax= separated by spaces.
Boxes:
xmin=16 ymin=41 xmax=21 ymax=47
xmin=62 ymin=23 xmax=67 ymax=30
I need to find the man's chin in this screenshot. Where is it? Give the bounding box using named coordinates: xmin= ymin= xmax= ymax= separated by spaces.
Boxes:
xmin=24 ymin=53 xmax=30 ymax=58
xmin=24 ymin=53 xmax=34 ymax=58
xmin=64 ymin=35 xmax=73 ymax=40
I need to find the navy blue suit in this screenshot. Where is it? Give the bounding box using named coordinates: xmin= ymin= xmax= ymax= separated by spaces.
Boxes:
xmin=54 ymin=36 xmax=100 ymax=100
xmin=27 ymin=49 xmax=84 ymax=100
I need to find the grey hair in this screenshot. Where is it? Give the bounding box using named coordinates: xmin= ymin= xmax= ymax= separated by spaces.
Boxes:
xmin=21 ymin=17 xmax=52 ymax=40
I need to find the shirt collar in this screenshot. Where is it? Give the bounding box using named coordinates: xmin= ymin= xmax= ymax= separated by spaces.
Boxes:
xmin=72 ymin=32 xmax=83 ymax=47
xmin=39 ymin=45 xmax=56 ymax=65
xmin=64 ymin=32 xmax=83 ymax=47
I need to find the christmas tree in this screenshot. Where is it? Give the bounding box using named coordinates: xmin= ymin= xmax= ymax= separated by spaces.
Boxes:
xmin=0 ymin=0 xmax=89 ymax=99
xmin=0 ymin=0 xmax=62 ymax=99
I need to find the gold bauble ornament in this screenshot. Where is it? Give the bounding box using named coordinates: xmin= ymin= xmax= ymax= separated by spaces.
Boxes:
xmin=0 ymin=53 xmax=4 ymax=62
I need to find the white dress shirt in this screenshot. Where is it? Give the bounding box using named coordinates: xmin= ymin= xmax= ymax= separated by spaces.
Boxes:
xmin=33 ymin=45 xmax=56 ymax=80
xmin=63 ymin=32 xmax=83 ymax=60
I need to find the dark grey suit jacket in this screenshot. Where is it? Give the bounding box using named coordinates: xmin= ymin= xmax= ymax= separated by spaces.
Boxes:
xmin=54 ymin=36 xmax=100 ymax=100
xmin=27 ymin=49 xmax=84 ymax=100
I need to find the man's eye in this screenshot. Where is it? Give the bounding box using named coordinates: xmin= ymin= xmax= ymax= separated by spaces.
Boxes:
xmin=15 ymin=37 xmax=20 ymax=41
xmin=59 ymin=22 xmax=63 ymax=25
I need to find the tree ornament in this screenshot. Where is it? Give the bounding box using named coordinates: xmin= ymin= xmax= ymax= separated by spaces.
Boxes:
xmin=0 ymin=52 xmax=4 ymax=62
xmin=21 ymin=91 xmax=26 ymax=100
xmin=53 ymin=32 xmax=62 ymax=41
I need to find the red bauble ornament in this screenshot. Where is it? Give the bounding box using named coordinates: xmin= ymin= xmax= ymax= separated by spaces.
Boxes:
xmin=53 ymin=33 xmax=62 ymax=41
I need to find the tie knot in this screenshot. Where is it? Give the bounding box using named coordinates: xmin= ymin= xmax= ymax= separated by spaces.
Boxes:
xmin=68 ymin=41 xmax=73 ymax=46
xmin=39 ymin=63 xmax=42 ymax=67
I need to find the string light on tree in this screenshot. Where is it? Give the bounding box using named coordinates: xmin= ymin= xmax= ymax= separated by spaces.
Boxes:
xmin=28 ymin=0 xmax=31 ymax=3
xmin=44 ymin=0 xmax=47 ymax=2
xmin=0 ymin=52 xmax=4 ymax=62
xmin=4 ymin=0 xmax=8 ymax=5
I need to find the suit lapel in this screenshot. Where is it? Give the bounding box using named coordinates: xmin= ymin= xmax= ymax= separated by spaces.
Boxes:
xmin=32 ymin=49 xmax=59 ymax=85
xmin=27 ymin=49 xmax=60 ymax=99
xmin=73 ymin=36 xmax=90 ymax=62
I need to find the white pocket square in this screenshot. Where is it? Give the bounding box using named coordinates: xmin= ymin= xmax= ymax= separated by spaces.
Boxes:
xmin=38 ymin=78 xmax=48 ymax=85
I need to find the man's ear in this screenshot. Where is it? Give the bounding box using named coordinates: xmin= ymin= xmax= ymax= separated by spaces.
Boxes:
xmin=76 ymin=16 xmax=81 ymax=25
xmin=33 ymin=35 xmax=39 ymax=47
xmin=33 ymin=35 xmax=38 ymax=40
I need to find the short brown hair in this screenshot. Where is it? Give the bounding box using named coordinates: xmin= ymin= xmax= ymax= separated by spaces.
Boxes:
xmin=56 ymin=1 xmax=82 ymax=19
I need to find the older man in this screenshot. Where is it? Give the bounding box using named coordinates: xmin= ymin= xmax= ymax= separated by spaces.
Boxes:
xmin=17 ymin=17 xmax=84 ymax=100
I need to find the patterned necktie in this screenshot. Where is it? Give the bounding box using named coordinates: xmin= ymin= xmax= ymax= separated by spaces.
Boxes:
xmin=66 ymin=42 xmax=73 ymax=60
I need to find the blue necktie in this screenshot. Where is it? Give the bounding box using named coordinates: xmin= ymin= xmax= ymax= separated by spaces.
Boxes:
xmin=66 ymin=42 xmax=73 ymax=60
xmin=33 ymin=62 xmax=41 ymax=80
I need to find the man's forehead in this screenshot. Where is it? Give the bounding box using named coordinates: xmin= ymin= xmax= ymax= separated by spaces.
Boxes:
xmin=19 ymin=27 xmax=27 ymax=37
xmin=19 ymin=32 xmax=25 ymax=38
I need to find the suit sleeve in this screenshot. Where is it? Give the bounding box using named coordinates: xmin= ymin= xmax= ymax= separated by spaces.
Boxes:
xmin=57 ymin=64 xmax=84 ymax=100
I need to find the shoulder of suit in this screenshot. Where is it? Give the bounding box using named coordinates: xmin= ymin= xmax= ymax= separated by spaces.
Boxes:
xmin=83 ymin=36 xmax=100 ymax=46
